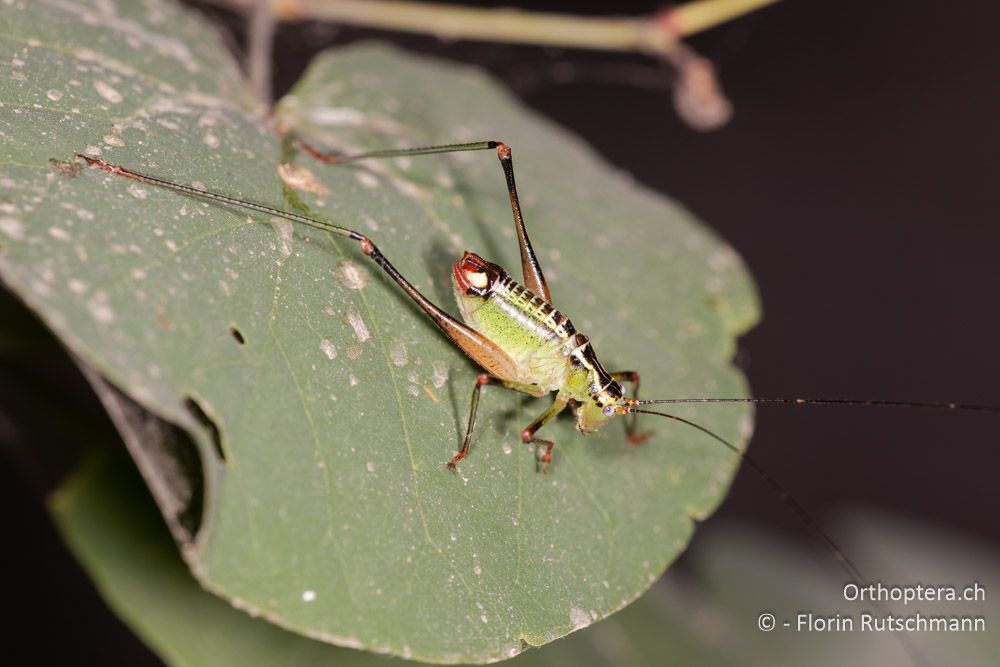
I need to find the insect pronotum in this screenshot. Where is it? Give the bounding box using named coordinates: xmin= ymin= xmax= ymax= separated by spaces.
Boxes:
xmin=75 ymin=140 xmax=997 ymax=666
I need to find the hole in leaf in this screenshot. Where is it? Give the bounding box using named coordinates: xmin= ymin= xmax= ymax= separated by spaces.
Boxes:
xmin=183 ymin=396 xmax=226 ymax=463
xmin=168 ymin=417 xmax=207 ymax=540
xmin=229 ymin=326 xmax=246 ymax=345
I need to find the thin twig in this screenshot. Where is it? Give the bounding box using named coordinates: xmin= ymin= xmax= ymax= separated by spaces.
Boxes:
xmin=214 ymin=0 xmax=778 ymax=58
xmin=246 ymin=0 xmax=276 ymax=102
xmin=207 ymin=0 xmax=779 ymax=130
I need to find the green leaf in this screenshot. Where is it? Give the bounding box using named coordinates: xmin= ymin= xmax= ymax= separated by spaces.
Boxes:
xmin=51 ymin=445 xmax=388 ymax=667
xmin=1 ymin=0 xmax=759 ymax=662
xmin=57 ymin=445 xmax=999 ymax=667
xmin=50 ymin=444 xmax=734 ymax=667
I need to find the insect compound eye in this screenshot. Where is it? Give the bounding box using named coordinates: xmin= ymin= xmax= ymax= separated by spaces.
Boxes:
xmin=464 ymin=270 xmax=489 ymax=289
xmin=602 ymin=405 xmax=615 ymax=417
xmin=454 ymin=253 xmax=494 ymax=295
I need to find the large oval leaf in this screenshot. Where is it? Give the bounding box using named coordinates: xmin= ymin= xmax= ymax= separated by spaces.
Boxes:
xmin=0 ymin=0 xmax=759 ymax=662
xmin=60 ymin=445 xmax=999 ymax=667
xmin=51 ymin=443 xmax=736 ymax=667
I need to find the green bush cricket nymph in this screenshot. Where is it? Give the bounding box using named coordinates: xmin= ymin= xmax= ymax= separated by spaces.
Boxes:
xmin=73 ymin=138 xmax=999 ymax=474
xmin=73 ymin=141 xmax=998 ymax=656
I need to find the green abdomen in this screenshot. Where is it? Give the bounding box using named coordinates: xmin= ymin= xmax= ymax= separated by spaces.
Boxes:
xmin=457 ymin=274 xmax=575 ymax=389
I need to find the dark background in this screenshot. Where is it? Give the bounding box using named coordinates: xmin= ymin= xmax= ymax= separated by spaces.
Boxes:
xmin=4 ymin=1 xmax=999 ymax=664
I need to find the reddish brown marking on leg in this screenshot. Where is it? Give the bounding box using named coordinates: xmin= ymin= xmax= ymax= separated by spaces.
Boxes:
xmin=359 ymin=237 xmax=374 ymax=254
xmin=295 ymin=139 xmax=347 ymax=164
xmin=622 ymin=403 xmax=654 ymax=445
xmin=538 ymin=441 xmax=555 ymax=474
xmin=77 ymin=154 xmax=118 ymax=175
xmin=495 ymin=142 xmax=511 ymax=160
xmin=617 ymin=375 xmax=652 ymax=445
xmin=446 ymin=451 xmax=465 ymax=472
xmin=628 ymin=431 xmax=653 ymax=446
xmin=76 ymin=155 xmax=150 ymax=183
xmin=522 ymin=423 xmax=556 ymax=473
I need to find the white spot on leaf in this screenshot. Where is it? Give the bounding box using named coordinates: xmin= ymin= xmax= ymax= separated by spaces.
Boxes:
xmin=434 ymin=172 xmax=455 ymax=189
xmin=93 ymin=80 xmax=123 ymax=104
xmin=347 ymin=308 xmax=370 ymax=343
xmin=389 ymin=339 xmax=408 ymax=367
xmin=88 ymin=292 xmax=115 ymax=323
xmin=309 ymin=107 xmax=364 ymax=126
xmin=354 ymin=171 xmax=379 ymax=189
xmin=431 ymin=361 xmax=449 ymax=388
xmin=0 ymin=218 xmax=25 ymax=240
xmin=278 ymin=163 xmax=329 ymax=196
xmin=570 ymin=607 xmax=591 ymax=630
xmin=334 ymin=261 xmax=369 ymax=290
xmin=272 ymin=220 xmax=293 ymax=260
xmin=49 ymin=227 xmax=71 ymax=241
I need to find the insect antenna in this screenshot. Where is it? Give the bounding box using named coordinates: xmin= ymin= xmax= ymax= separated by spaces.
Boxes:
xmin=628 ymin=395 xmax=1000 ymax=581
xmin=627 ymin=407 xmax=866 ymax=583
xmin=634 ymin=397 xmax=1000 ymax=412
xmin=627 ymin=405 xmax=934 ymax=667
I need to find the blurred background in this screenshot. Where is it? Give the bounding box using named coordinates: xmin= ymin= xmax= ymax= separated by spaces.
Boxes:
xmin=3 ymin=0 xmax=998 ymax=664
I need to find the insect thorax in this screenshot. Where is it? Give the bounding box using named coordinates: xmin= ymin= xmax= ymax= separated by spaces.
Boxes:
xmin=562 ymin=333 xmax=619 ymax=403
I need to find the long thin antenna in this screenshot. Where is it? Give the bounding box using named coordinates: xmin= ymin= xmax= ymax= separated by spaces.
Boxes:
xmin=629 ymin=407 xmax=866 ymax=582
xmin=637 ymin=397 xmax=1000 ymax=412
xmin=629 ymin=406 xmax=931 ymax=667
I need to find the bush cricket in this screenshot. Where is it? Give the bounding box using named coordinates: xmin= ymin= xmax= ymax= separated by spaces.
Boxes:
xmin=74 ymin=141 xmax=998 ymax=665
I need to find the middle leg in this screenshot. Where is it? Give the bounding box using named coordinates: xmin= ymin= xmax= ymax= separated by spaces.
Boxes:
xmin=520 ymin=397 xmax=570 ymax=474
xmin=449 ymin=374 xmax=547 ymax=471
